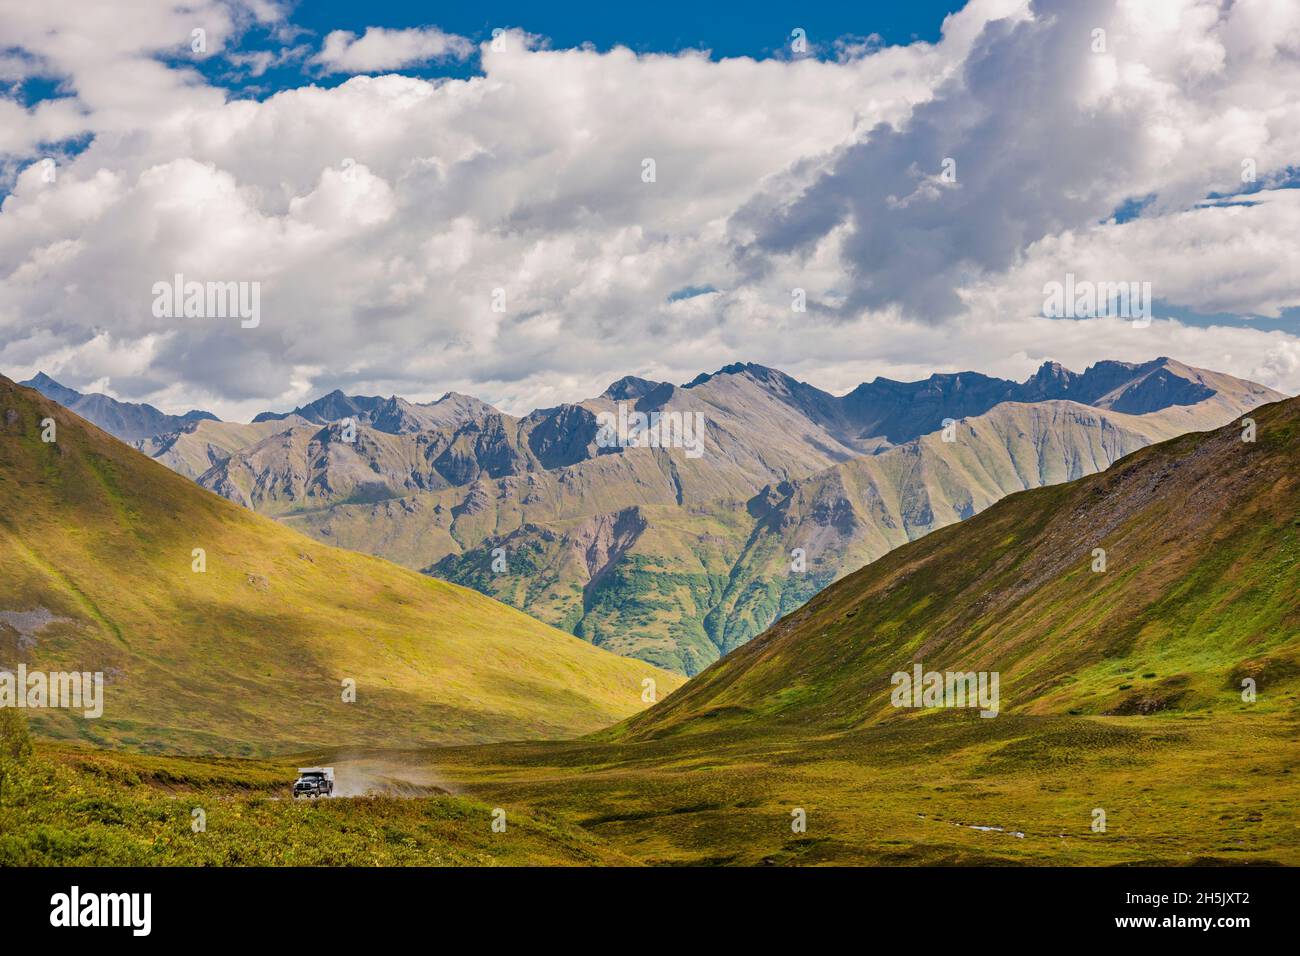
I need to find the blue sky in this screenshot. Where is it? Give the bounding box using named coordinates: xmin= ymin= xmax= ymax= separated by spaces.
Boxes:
xmin=276 ymin=0 xmax=961 ymax=67
xmin=172 ymin=0 xmax=968 ymax=99
xmin=285 ymin=0 xmax=964 ymax=52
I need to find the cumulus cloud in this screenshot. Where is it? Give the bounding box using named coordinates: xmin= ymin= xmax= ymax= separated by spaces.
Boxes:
xmin=0 ymin=0 xmax=1297 ymax=421
xmin=226 ymin=44 xmax=311 ymax=78
xmin=735 ymin=0 xmax=1300 ymax=321
xmin=313 ymin=26 xmax=475 ymax=73
xmin=961 ymin=189 xmax=1300 ymax=322
xmin=0 ymin=0 xmax=278 ymax=156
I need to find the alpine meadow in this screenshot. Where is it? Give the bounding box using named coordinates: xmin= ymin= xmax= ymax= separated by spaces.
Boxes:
xmin=0 ymin=0 xmax=1298 ymax=937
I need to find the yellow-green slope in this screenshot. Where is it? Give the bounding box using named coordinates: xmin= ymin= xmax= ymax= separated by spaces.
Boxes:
xmin=623 ymin=395 xmax=1300 ymax=740
xmin=0 ymin=376 xmax=681 ymax=755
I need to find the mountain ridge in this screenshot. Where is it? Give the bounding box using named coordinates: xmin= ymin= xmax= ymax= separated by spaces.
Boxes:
xmin=18 ymin=360 xmax=1286 ymax=673
xmin=428 ymin=394 xmax=1257 ymax=671
xmin=24 ymin=356 xmax=1276 ymax=443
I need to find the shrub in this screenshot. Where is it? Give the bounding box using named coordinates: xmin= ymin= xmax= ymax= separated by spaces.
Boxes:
xmin=0 ymin=709 xmax=34 ymax=800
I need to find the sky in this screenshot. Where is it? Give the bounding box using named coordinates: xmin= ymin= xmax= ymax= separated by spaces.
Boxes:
xmin=1 ymin=0 xmax=1298 ymax=421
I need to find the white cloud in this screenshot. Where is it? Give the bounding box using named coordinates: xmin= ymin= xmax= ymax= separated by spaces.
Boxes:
xmin=960 ymin=189 xmax=1300 ymax=322
xmin=313 ymin=26 xmax=475 ymax=74
xmin=0 ymin=0 xmax=277 ymax=155
xmin=0 ymin=0 xmax=1297 ymax=421
xmin=735 ymin=0 xmax=1300 ymax=320
xmin=226 ymin=43 xmax=311 ymax=78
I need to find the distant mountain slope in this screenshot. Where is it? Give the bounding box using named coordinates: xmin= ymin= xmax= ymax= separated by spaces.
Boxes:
xmin=624 ymin=393 xmax=1300 ymax=740
xmin=252 ymin=388 xmax=499 ymax=432
xmin=676 ymin=356 xmax=1241 ymax=447
xmin=251 ymin=388 xmax=388 ymax=425
xmin=184 ymin=358 xmax=1281 ymax=674
xmin=429 ymin=396 xmax=1244 ymax=672
xmin=135 ymin=416 xmax=311 ymax=480
xmin=0 ymin=375 xmax=680 ymax=754
xmin=141 ymin=392 xmax=503 ymax=484
xmin=21 ymin=372 xmax=218 ymax=442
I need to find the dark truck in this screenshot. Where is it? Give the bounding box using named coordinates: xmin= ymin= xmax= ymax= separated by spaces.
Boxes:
xmin=293 ymin=767 xmax=335 ymax=798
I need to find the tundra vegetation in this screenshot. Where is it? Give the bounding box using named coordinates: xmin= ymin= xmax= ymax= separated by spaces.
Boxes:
xmin=2 ymin=379 xmax=1296 ymax=866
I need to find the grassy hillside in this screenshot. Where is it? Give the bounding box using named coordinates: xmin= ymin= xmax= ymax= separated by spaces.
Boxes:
xmin=624 ymin=395 xmax=1300 ymax=738
xmin=0 ymin=741 xmax=628 ymax=865
xmin=0 ymin=376 xmax=681 ymax=755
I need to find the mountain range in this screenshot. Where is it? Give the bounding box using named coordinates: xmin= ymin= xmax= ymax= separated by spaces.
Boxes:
xmin=20 ymin=359 xmax=1285 ymax=673
xmin=19 ymin=372 xmax=218 ymax=442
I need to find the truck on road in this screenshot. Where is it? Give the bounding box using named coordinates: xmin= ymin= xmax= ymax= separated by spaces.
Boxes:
xmin=293 ymin=767 xmax=335 ymax=798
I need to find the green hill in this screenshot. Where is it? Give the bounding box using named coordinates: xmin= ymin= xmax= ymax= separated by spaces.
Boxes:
xmin=625 ymin=395 xmax=1300 ymax=739
xmin=0 ymin=376 xmax=681 ymax=755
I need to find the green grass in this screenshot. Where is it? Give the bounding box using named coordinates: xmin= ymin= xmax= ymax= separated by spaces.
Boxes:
xmin=5 ymin=709 xmax=1294 ymax=866
xmin=425 ymin=709 xmax=1300 ymax=865
xmin=0 ymin=743 xmax=627 ymax=865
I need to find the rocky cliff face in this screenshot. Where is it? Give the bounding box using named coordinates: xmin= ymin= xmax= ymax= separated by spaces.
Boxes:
xmin=431 ymin=395 xmax=1245 ymax=672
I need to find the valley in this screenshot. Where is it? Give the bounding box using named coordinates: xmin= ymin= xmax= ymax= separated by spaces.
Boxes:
xmin=22 ymin=358 xmax=1284 ymax=675
xmin=3 ymin=377 xmax=1297 ymax=867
